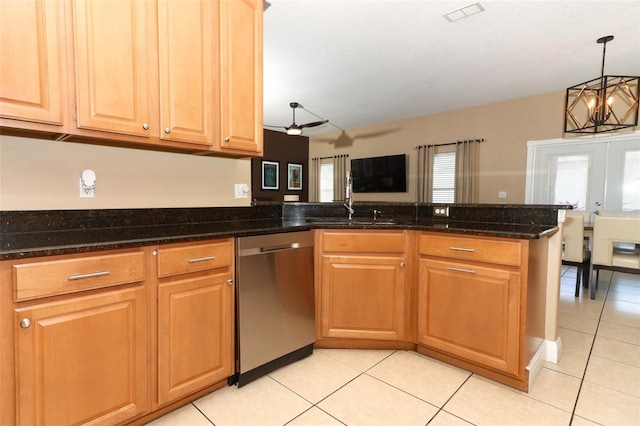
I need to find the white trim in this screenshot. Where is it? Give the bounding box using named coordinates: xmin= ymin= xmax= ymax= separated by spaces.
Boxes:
xmin=526 ymin=342 xmax=547 ymax=391
xmin=525 ymin=130 xmax=640 ymax=204
xmin=545 ymin=337 xmax=562 ymax=364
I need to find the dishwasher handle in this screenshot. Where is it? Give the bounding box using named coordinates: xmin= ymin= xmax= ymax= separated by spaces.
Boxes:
xmin=238 ymin=242 xmax=306 ymax=257
xmin=260 ymin=243 xmax=301 ymax=253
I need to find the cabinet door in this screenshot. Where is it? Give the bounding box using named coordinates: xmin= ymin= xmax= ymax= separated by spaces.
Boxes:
xmin=320 ymin=255 xmax=406 ymax=341
xmin=14 ymin=287 xmax=148 ymax=426
xmin=417 ymin=258 xmax=521 ymax=375
xmin=158 ymin=273 xmax=234 ymax=406
xmin=0 ymin=0 xmax=67 ymax=129
xmin=218 ymin=0 xmax=263 ymax=155
xmin=158 ymin=0 xmax=217 ymax=146
xmin=71 ymin=0 xmax=155 ymax=137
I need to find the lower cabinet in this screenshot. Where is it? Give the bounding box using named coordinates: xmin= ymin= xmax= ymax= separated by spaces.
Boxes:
xmin=415 ymin=232 xmax=545 ymax=391
xmin=0 ymin=239 xmax=235 ymax=425
xmin=316 ymin=230 xmax=411 ymax=343
xmin=417 ymin=258 xmax=521 ymax=375
xmin=10 ymin=252 xmax=148 ymax=426
xmin=155 ymin=239 xmax=234 ymax=406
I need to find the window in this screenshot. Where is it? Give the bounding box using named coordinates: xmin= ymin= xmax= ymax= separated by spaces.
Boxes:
xmin=432 ymin=152 xmax=456 ymax=203
xmin=548 ymin=155 xmax=589 ymax=210
xmin=319 ymin=160 xmax=334 ymax=202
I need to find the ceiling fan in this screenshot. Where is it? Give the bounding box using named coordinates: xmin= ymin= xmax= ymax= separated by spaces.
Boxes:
xmin=265 ymin=102 xmax=329 ymax=135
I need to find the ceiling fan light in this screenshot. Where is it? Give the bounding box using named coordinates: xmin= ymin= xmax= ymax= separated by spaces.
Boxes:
xmin=286 ymin=127 xmax=302 ymax=136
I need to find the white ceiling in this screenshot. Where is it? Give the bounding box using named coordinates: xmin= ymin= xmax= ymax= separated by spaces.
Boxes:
xmin=262 ymin=0 xmax=640 ymax=136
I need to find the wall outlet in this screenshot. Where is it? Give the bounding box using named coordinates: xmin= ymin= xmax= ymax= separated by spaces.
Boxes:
xmin=498 ymin=191 xmax=507 ymax=199
xmin=79 ymin=178 xmax=94 ymax=198
xmin=433 ymin=206 xmax=449 ymax=217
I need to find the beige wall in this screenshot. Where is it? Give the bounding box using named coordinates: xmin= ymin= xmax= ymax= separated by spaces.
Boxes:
xmin=0 ymin=135 xmax=252 ymax=210
xmin=0 ymin=90 xmax=570 ymax=210
xmin=310 ymin=91 xmax=567 ymax=204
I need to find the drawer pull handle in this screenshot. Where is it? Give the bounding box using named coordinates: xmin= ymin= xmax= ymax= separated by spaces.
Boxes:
xmin=447 ymin=266 xmax=476 ymax=274
xmin=19 ymin=318 xmax=31 ymax=329
xmin=449 ymin=246 xmax=475 ymax=253
xmin=188 ymin=256 xmax=216 ymax=263
xmin=68 ymin=271 xmax=110 ymax=280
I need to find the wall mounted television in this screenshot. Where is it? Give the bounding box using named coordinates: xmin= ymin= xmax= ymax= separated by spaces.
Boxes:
xmin=351 ymin=154 xmax=407 ymax=193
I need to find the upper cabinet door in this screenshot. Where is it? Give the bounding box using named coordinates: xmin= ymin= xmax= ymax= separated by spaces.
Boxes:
xmin=158 ymin=0 xmax=218 ymax=146
xmin=219 ymin=0 xmax=263 ymax=155
xmin=71 ymin=0 xmax=155 ymax=137
xmin=0 ymin=0 xmax=67 ymax=129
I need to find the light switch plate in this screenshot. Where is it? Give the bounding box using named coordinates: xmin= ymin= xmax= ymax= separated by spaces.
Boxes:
xmin=234 ymin=184 xmax=249 ymax=199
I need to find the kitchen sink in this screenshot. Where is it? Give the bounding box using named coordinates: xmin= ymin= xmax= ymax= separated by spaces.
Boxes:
xmin=308 ymin=218 xmax=409 ymax=226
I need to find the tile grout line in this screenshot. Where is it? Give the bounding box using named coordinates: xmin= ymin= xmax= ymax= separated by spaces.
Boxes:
xmin=568 ymin=270 xmax=612 ymax=425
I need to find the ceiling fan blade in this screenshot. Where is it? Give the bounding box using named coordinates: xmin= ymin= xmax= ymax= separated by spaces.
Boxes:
xmin=264 ymin=124 xmax=287 ymax=130
xmin=299 ymin=120 xmax=329 ymax=129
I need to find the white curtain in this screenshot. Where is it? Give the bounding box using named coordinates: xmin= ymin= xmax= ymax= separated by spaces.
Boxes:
xmin=455 ymin=139 xmax=481 ymax=203
xmin=333 ymin=154 xmax=348 ymax=202
xmin=416 ymin=144 xmax=435 ymax=203
xmin=310 ymin=157 xmax=321 ymax=202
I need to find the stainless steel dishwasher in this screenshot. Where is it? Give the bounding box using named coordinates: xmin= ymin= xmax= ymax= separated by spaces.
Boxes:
xmin=231 ymin=230 xmax=315 ymax=387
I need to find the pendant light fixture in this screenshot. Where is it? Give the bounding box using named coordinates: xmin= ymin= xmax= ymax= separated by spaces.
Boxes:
xmin=564 ymin=35 xmax=639 ymax=134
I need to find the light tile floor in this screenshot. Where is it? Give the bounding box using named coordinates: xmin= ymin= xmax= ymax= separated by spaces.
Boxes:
xmin=148 ymin=268 xmax=640 ymax=426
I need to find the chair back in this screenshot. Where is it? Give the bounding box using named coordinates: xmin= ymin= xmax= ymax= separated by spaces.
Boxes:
xmin=592 ymin=212 xmax=640 ymax=268
xmin=562 ymin=211 xmax=589 ymax=262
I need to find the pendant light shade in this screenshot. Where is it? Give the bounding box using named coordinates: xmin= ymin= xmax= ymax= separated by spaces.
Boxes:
xmin=564 ymin=36 xmax=640 ymax=134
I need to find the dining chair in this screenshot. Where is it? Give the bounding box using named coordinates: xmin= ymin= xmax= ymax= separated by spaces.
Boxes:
xmin=562 ymin=211 xmax=591 ymax=297
xmin=591 ymin=212 xmax=640 ymax=299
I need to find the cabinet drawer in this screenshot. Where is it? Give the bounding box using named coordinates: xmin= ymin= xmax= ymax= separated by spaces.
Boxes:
xmin=157 ymin=240 xmax=233 ymax=278
xmin=13 ymin=252 xmax=145 ymax=301
xmin=321 ymin=231 xmax=406 ymax=253
xmin=419 ymin=233 xmax=522 ymax=266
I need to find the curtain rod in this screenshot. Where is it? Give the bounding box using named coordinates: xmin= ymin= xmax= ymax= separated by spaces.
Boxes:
xmin=312 ymin=154 xmax=350 ymax=160
xmin=414 ymin=138 xmax=485 ymax=149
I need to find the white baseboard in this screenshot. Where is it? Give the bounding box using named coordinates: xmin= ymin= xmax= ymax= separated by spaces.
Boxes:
xmin=526 ymin=338 xmax=562 ymax=392
xmin=525 ymin=343 xmax=545 ymax=391
xmin=545 ymin=337 xmax=562 ymax=364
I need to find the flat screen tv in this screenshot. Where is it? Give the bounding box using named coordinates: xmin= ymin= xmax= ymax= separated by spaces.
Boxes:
xmin=351 ymin=154 xmax=407 ymax=193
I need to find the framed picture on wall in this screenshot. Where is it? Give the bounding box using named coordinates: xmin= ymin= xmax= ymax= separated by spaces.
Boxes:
xmin=287 ymin=163 xmax=303 ymax=190
xmin=261 ymin=160 xmax=279 ymax=190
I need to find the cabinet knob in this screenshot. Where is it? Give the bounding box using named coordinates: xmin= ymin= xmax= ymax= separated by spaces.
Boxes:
xmin=400 ymin=262 xmax=406 ymax=268
xmin=164 ymin=128 xmax=171 ymax=134
xmin=19 ymin=318 xmax=31 ymax=329
xmin=226 ymin=279 xmax=233 ymax=286
xmin=142 ymin=123 xmax=149 ymax=130
xmin=224 ymin=136 xmax=230 ymax=142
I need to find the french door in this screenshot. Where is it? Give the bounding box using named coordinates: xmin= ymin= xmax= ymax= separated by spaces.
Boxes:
xmin=526 ymin=131 xmax=640 ymax=214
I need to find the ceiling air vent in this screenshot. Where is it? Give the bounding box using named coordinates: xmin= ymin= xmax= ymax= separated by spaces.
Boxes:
xmin=444 ymin=2 xmax=485 ymax=23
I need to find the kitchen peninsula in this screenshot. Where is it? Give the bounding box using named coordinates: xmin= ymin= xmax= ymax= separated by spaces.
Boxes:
xmin=0 ymin=203 xmax=563 ymax=425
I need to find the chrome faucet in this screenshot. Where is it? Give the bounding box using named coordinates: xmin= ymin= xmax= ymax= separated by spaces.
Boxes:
xmin=343 ymin=171 xmax=354 ymax=220
xmin=373 ymin=209 xmax=382 ymax=222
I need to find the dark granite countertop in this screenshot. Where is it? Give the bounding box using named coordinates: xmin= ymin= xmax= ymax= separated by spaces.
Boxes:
xmin=0 ymin=203 xmax=562 ymax=260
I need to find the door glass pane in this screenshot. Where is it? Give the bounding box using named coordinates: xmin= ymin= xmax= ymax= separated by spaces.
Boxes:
xmin=319 ymin=161 xmax=334 ymax=202
xmin=548 ymin=155 xmax=589 ymax=210
xmin=622 ymin=150 xmax=640 ymax=211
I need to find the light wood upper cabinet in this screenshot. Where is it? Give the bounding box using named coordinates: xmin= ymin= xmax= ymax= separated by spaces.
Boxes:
xmin=14 ymin=286 xmax=148 ymax=425
xmin=1 ymin=0 xmax=264 ymax=156
xmin=158 ymin=0 xmax=218 ymax=146
xmin=71 ymin=0 xmax=156 ymax=138
xmin=0 ymin=0 xmax=68 ymax=131
xmin=218 ymin=0 xmax=263 ymax=155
